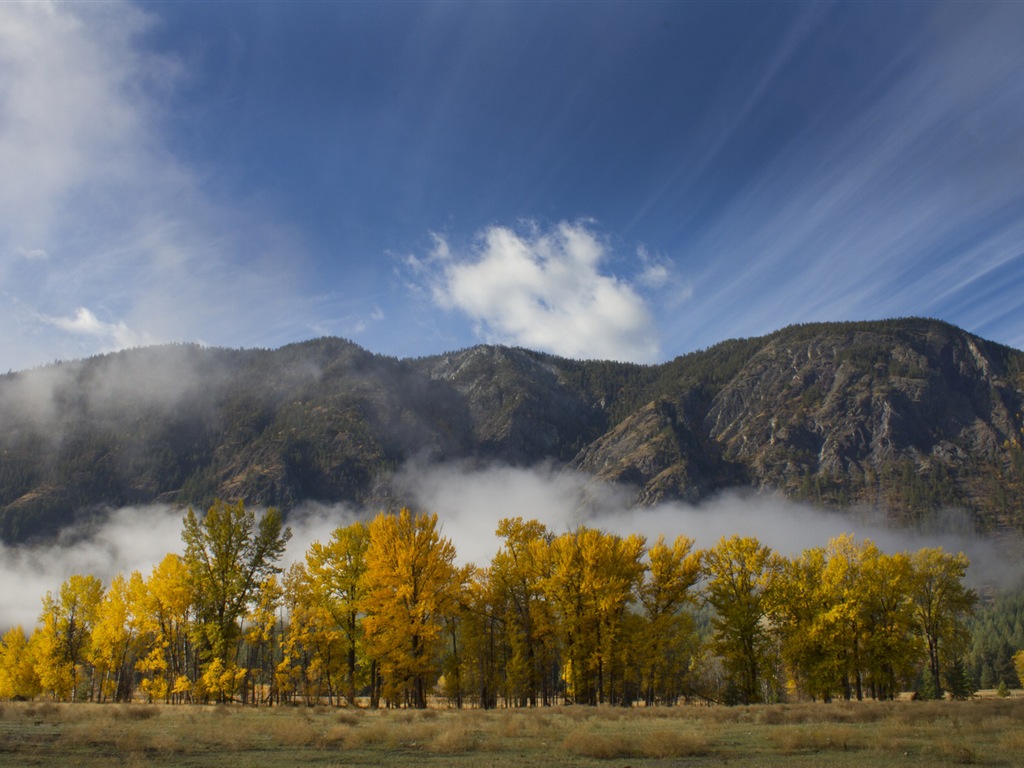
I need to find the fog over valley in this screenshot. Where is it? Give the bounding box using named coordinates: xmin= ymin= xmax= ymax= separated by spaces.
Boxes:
xmin=1 ymin=461 xmax=1015 ymax=632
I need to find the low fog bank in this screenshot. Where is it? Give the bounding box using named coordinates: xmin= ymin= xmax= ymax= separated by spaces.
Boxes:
xmin=2 ymin=461 xmax=1020 ymax=630
xmin=395 ymin=461 xmax=1024 ymax=590
xmin=0 ymin=505 xmax=187 ymax=632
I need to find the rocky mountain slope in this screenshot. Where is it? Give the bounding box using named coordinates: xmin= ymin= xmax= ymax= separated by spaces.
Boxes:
xmin=1 ymin=318 xmax=1022 ymax=543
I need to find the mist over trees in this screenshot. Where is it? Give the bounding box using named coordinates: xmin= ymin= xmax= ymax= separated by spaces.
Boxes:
xmin=0 ymin=501 xmax=984 ymax=707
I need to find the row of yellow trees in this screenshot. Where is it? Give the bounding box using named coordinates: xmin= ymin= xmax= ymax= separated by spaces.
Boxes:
xmin=0 ymin=500 xmax=978 ymax=707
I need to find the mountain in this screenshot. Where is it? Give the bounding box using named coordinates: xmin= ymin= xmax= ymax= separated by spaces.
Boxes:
xmin=1 ymin=318 xmax=1022 ymax=544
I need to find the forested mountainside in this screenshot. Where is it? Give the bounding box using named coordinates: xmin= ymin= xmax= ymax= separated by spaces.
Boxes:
xmin=1 ymin=317 xmax=1023 ymax=544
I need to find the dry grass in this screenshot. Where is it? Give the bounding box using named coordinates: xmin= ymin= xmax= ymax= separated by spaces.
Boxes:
xmin=426 ymin=721 xmax=479 ymax=753
xmin=0 ymin=698 xmax=1022 ymax=767
xmin=560 ymin=728 xmax=710 ymax=760
xmin=766 ymin=723 xmax=866 ymax=754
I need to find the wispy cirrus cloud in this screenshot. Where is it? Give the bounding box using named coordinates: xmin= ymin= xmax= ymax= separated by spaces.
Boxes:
xmin=664 ymin=4 xmax=1024 ymax=352
xmin=409 ymin=221 xmax=662 ymax=363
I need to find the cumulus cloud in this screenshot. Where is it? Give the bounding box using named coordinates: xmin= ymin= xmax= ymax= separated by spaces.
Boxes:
xmin=46 ymin=307 xmax=154 ymax=351
xmin=419 ymin=221 xmax=661 ymax=363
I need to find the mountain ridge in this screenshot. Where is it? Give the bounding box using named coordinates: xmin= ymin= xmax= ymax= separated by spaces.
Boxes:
xmin=2 ymin=317 xmax=1022 ymax=544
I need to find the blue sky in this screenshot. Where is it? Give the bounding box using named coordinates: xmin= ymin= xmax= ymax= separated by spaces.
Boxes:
xmin=2 ymin=1 xmax=1024 ymax=370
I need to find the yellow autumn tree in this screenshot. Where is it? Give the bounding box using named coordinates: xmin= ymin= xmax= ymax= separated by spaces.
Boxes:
xmin=858 ymin=548 xmax=920 ymax=699
xmin=702 ymin=535 xmax=784 ymax=704
xmin=776 ymin=538 xmax=919 ymax=702
xmin=636 ymin=534 xmax=702 ymax=705
xmin=435 ymin=563 xmax=476 ymax=708
xmin=544 ymin=527 xmax=594 ymax=704
xmin=447 ymin=564 xmax=503 ymax=708
xmin=0 ymin=626 xmax=41 ymax=700
xmin=35 ymin=574 xmax=104 ymax=701
xmin=544 ymin=526 xmax=646 ymax=705
xmin=910 ymin=547 xmax=977 ymax=696
xmin=88 ymin=571 xmax=148 ymax=702
xmin=776 ymin=545 xmax=841 ymax=701
xmin=137 ymin=553 xmax=196 ymax=703
xmin=242 ymin=576 xmax=283 ymax=705
xmin=279 ymin=561 xmax=345 ymax=705
xmin=182 ymin=500 xmax=291 ymax=702
xmin=360 ymin=508 xmax=457 ymax=708
xmin=586 ymin=529 xmax=646 ymax=705
xmin=1013 ymin=649 xmax=1024 ymax=690
xmin=818 ymin=534 xmax=875 ymax=700
xmin=491 ymin=517 xmax=556 ymax=706
xmin=305 ymin=521 xmax=369 ymax=704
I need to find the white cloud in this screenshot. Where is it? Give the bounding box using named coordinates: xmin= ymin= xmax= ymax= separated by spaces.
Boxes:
xmin=635 ymin=244 xmax=684 ymax=297
xmin=424 ymin=221 xmax=660 ymax=362
xmin=428 ymin=231 xmax=451 ymax=261
xmin=0 ymin=2 xmax=316 ymax=372
xmin=46 ymin=307 xmax=153 ymax=351
xmin=638 ymin=262 xmax=669 ymax=290
xmin=15 ymin=247 xmax=48 ymax=261
xmin=0 ymin=3 xmax=151 ymax=246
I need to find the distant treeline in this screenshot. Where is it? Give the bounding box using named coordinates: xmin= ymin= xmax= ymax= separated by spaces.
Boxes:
xmin=0 ymin=501 xmax=996 ymax=708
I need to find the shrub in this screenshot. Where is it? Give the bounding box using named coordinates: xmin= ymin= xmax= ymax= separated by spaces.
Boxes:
xmin=637 ymin=729 xmax=709 ymax=758
xmin=112 ymin=705 xmax=161 ymax=721
xmin=560 ymin=724 xmax=709 ymax=759
xmin=561 ymin=729 xmax=630 ymax=759
xmin=336 ymin=711 xmax=360 ymax=726
xmin=766 ymin=724 xmax=864 ymax=754
xmin=427 ymin=724 xmax=478 ymax=753
xmin=919 ymin=668 xmax=941 ymax=700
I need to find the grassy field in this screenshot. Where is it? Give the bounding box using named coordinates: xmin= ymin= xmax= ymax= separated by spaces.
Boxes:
xmin=2 ymin=697 xmax=1024 ymax=767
